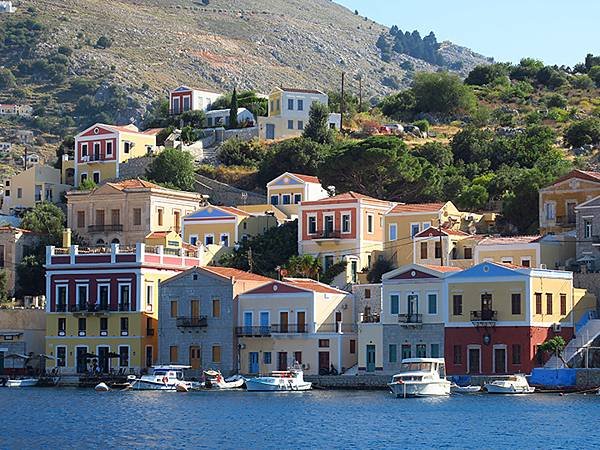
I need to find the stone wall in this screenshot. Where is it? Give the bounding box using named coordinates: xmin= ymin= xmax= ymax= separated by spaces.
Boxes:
xmin=195 ymin=173 xmax=266 ymax=206
xmin=352 ymin=284 xmax=382 ymax=323
xmin=305 ymin=374 xmax=389 ymax=390
xmin=381 ymin=323 xmax=444 ymax=374
xmin=574 ymin=273 xmax=600 ymax=310
xmin=117 ymin=156 xmax=153 ymax=180
xmin=575 ymin=369 xmax=600 ymax=388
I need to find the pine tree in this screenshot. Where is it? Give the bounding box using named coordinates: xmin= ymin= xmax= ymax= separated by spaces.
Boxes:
xmin=229 ymin=87 xmax=239 ymax=129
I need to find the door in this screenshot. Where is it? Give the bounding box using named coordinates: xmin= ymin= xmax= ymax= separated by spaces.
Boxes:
xmin=191 ymin=300 xmax=200 ymax=318
xmin=324 ymin=215 xmax=334 ymax=234
xmin=266 ymin=124 xmax=275 ymax=140
xmin=481 ymin=293 xmax=493 ymax=320
xmin=351 ymin=260 xmax=358 ymax=283
xmin=98 ymin=346 xmax=109 ymax=374
xmin=145 ymin=346 xmax=153 ymax=368
xmin=278 ymin=352 xmax=288 ymax=371
xmin=96 ymin=209 xmax=105 ymax=227
xmin=111 ymin=209 xmax=120 ymax=226
xmin=189 ymin=346 xmax=201 ymax=370
xmin=183 ymin=96 xmax=191 ymax=112
xmin=279 ymin=311 xmax=288 ymax=333
xmin=494 ymin=347 xmax=506 ymax=374
xmin=259 ymin=311 xmax=269 ymax=334
xmin=407 ymin=294 xmax=418 ymax=321
xmin=567 ymin=202 xmax=576 ymax=224
xmin=468 ymin=348 xmax=481 ymax=374
xmin=319 ymin=352 xmax=330 ymax=373
xmin=76 ymin=347 xmax=87 ymax=374
xmin=249 ymin=352 xmax=259 ymax=373
xmin=297 ymin=311 xmax=306 ymax=333
xmin=366 ymin=345 xmax=376 ymax=373
xmin=173 ymin=97 xmax=180 ymax=114
xmin=244 ymin=312 xmax=253 ymax=334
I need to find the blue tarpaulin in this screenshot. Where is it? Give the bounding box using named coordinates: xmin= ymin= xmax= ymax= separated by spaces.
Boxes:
xmin=529 ymin=368 xmax=576 ymax=387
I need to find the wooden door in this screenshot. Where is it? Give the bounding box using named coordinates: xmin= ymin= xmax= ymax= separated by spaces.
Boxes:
xmin=279 ymin=311 xmax=288 ymax=333
xmin=494 ymin=348 xmax=506 ymax=374
xmin=366 ymin=345 xmax=375 ymax=372
xmin=297 ymin=311 xmax=306 ymax=333
xmin=191 ymin=300 xmax=199 ymax=318
xmin=319 ymin=351 xmax=330 ymax=373
xmin=468 ymin=348 xmax=480 ymax=374
xmin=481 ymin=294 xmax=493 ymax=320
xmin=249 ymin=352 xmax=259 ymax=373
xmin=95 ymin=209 xmax=105 ymax=226
xmin=278 ymin=352 xmax=288 ymax=371
xmin=111 ymin=209 xmax=120 ymax=225
xmin=189 ymin=346 xmax=201 ymax=370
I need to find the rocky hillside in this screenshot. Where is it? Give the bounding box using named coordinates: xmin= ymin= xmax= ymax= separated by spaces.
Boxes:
xmin=21 ymin=0 xmax=489 ymax=102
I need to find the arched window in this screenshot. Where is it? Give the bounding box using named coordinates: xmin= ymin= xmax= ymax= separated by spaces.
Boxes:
xmin=96 ymin=239 xmax=105 ymax=246
xmin=111 ymin=238 xmax=120 ymax=244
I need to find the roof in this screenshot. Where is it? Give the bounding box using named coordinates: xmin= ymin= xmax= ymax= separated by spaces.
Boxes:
xmin=242 ymin=278 xmax=348 ymax=296
xmin=201 ymin=266 xmax=272 ymax=282
xmin=219 ymin=206 xmax=251 ymax=217
xmin=477 ymin=235 xmax=541 ymax=246
xmin=550 ymin=169 xmax=600 ymax=186
xmin=303 ymin=191 xmax=390 ymax=206
xmin=422 ymin=265 xmax=463 ymax=273
xmin=106 ymin=179 xmax=163 ymax=191
xmin=145 ymin=231 xmax=175 ymax=239
xmin=414 ymin=227 xmax=470 ymax=238
xmin=141 ymin=128 xmax=163 ymax=136
xmin=288 ymin=173 xmax=321 ymax=184
xmin=388 ymin=203 xmax=445 ymax=214
xmin=205 ymin=108 xmax=250 ymax=116
xmin=283 ymin=278 xmax=348 ymax=294
xmin=279 ymin=87 xmax=324 ymax=95
xmin=0 ymin=225 xmax=30 ymax=234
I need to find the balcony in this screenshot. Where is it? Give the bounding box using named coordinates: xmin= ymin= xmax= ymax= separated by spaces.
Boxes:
xmin=271 ymin=324 xmax=308 ymax=334
xmin=176 ymin=316 xmax=208 ymax=328
xmin=118 ymin=303 xmax=130 ymax=312
xmin=56 ymin=304 xmax=67 ymax=313
xmin=470 ymin=310 xmax=498 ymax=324
xmin=555 ymin=215 xmax=576 ymax=227
xmin=316 ymin=323 xmax=357 ymax=333
xmin=70 ymin=303 xmax=110 ymax=315
xmin=236 ymin=326 xmax=272 ymax=337
xmin=311 ymin=230 xmax=342 ymax=243
xmin=88 ymin=224 xmax=124 ymax=233
xmin=398 ymin=313 xmax=423 ymax=325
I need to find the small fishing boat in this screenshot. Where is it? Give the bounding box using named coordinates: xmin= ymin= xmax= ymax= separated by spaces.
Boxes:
xmin=129 ymin=365 xmax=192 ymax=391
xmin=388 ymin=358 xmax=451 ymax=398
xmin=484 ymin=375 xmax=535 ymax=394
xmin=95 ymin=382 xmax=110 ymax=392
xmin=451 ymin=384 xmax=482 ymax=394
xmin=201 ymin=370 xmax=245 ymax=390
xmin=6 ymin=378 xmax=38 ymax=388
xmin=246 ymin=366 xmax=311 ymax=392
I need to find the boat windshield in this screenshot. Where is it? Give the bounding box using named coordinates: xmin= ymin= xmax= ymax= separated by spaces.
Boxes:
xmin=400 ymin=362 xmax=432 ymax=372
xmin=153 ymin=370 xmax=168 ymax=376
xmin=175 ymin=371 xmax=183 ymax=380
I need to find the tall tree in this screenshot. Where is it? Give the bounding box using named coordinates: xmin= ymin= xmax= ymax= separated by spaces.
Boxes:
xmin=146 ymin=148 xmax=196 ymax=191
xmin=303 ymin=102 xmax=334 ymax=144
xmin=21 ymin=202 xmax=65 ymax=246
xmin=229 ymin=87 xmax=239 ymax=129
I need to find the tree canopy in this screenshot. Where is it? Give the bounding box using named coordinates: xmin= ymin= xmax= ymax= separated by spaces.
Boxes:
xmin=146 ymin=148 xmax=196 ymax=191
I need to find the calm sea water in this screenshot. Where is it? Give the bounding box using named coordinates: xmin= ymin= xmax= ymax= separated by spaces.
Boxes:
xmin=1 ymin=388 xmax=599 ymax=449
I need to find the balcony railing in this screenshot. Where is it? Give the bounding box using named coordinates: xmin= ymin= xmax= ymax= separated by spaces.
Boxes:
xmin=88 ymin=224 xmax=124 ymax=233
xmin=555 ymin=215 xmax=576 ymax=227
xmin=312 ymin=230 xmax=342 ymax=240
xmin=470 ymin=310 xmax=498 ymax=322
xmin=236 ymin=326 xmax=272 ymax=337
xmin=56 ymin=304 xmax=67 ymax=312
xmin=398 ymin=313 xmax=423 ymax=324
xmin=176 ymin=316 xmax=208 ymax=328
xmin=271 ymin=323 xmax=308 ymax=334
xmin=316 ymin=323 xmax=357 ymax=333
xmin=70 ymin=303 xmax=110 ymax=313
xmin=118 ymin=303 xmax=130 ymax=312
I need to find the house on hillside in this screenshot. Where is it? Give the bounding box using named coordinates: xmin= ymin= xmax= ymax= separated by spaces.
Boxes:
xmin=169 ymin=86 xmax=221 ymax=114
xmin=205 ymin=108 xmax=255 ymax=128
xmin=258 ymin=87 xmax=341 ymax=140
xmin=0 ymin=1 xmax=16 ymax=13
xmin=0 ymin=142 xmax=11 ymax=154
xmin=266 ymin=172 xmax=329 ymax=218
xmin=0 ymin=104 xmax=32 ymax=117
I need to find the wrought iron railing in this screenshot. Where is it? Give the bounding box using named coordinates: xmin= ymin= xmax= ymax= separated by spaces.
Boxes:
xmin=176 ymin=316 xmax=208 ymax=327
xmin=398 ymin=313 xmax=423 ymax=324
xmin=470 ymin=310 xmax=498 ymax=321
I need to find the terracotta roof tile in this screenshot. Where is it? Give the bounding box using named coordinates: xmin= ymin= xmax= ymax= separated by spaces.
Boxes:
xmin=415 ymin=227 xmax=470 ymax=238
xmin=478 ymin=235 xmax=541 ymax=246
xmin=303 ymin=191 xmax=390 ymax=205
xmin=389 ymin=203 xmax=445 ymax=214
xmin=283 ymin=278 xmax=348 ymax=294
xmin=289 ymin=173 xmax=321 ymax=184
xmin=106 ymin=178 xmax=164 ymax=191
xmin=146 ymin=231 xmax=171 ymax=238
xmin=202 ymin=266 xmax=273 ymax=282
xmin=551 ymin=169 xmax=600 ymax=186
xmin=219 ymin=206 xmax=251 ymax=217
xmin=422 ymin=265 xmax=463 ymax=273
xmin=280 ymin=87 xmax=324 ymax=94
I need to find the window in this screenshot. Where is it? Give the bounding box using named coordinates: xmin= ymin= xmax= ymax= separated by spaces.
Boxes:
xmin=294 ymin=193 xmax=302 ymax=204
xmin=120 ymin=317 xmax=129 ymax=335
xmin=56 ymin=347 xmax=66 ymax=367
xmin=365 ymin=289 xmax=371 ymax=299
xmin=324 ymin=255 xmax=334 ymax=271
xmin=308 ymin=216 xmax=317 ymax=234
xmin=453 ymin=345 xmax=462 ymax=364
xmin=464 ymin=247 xmax=473 ymax=259
xmin=297 ymin=121 xmax=304 ymax=130
xmin=560 ymin=294 xmax=567 ymax=315
xmin=106 ymin=141 xmax=113 ymax=156
xmin=76 ymin=284 xmax=88 ymax=308
xmin=170 ymin=346 xmax=178 ymax=363
xmin=350 ymin=339 xmax=356 ymax=354
xmin=146 ymin=284 xmax=154 ymax=310
xmin=428 ymin=293 xmax=437 ymax=314
xmin=297 ymin=99 xmax=304 ymax=111
xmin=434 ymin=242 xmax=442 ymax=259
xmin=288 ymin=98 xmax=294 ymax=110
xmin=16 ymin=187 xmax=22 ymax=198
xmin=367 ymin=214 xmax=374 ymax=233
xmin=124 ymin=142 xmax=132 ymax=154
xmin=205 ymin=234 xmax=214 ymax=245
xmin=263 ymin=352 xmax=272 ymax=364
xmin=212 ymin=345 xmax=221 ymax=363
xmin=119 ymin=284 xmax=130 ymax=310
xmin=171 ymin=300 xmax=178 ymax=318
xmin=511 ymin=293 xmax=521 ymax=315
xmin=420 ymin=242 xmax=428 ymax=259
xmin=93 ymin=172 xmax=100 ymax=184
xmin=422 ymin=222 xmax=431 ymax=230
xmin=294 ymin=351 xmax=302 ymax=364
xmin=133 ymin=208 xmax=142 ymax=226
xmin=511 ymin=344 xmax=522 ymax=365
xmin=390 ymin=294 xmax=399 ymax=315
xmin=58 ymin=318 xmax=66 ymax=333
xmin=544 ymin=202 xmax=555 ymax=220
xmin=324 ymin=215 xmax=334 ymax=233
xmin=212 ymin=299 xmax=221 ymax=318
xmin=270 ymin=195 xmax=279 ymax=205
xmin=78 ymin=318 xmax=86 ymax=335
xmin=100 ymin=318 xmax=108 ymax=333
xmin=282 ymin=194 xmax=291 ymax=205
xmin=81 ymin=143 xmax=88 ymax=157
xmin=431 ymin=344 xmax=440 ymax=358
xmin=189 ymin=235 xmax=198 ymax=246
xmin=4 ymin=190 xmax=9 ymax=197
xmin=416 ymin=344 xmax=427 ymax=358
xmin=389 ymin=344 xmax=397 ymax=363
xmin=157 ymin=208 xmax=164 ymax=226
xmin=401 ymin=344 xmax=412 ymax=360
xmin=76 ymin=211 xmax=85 ymax=228
xmin=528 ymin=293 xmax=539 ymax=316
xmin=98 ymin=284 xmax=109 ymax=308
xmin=342 ymin=214 xmax=351 ymax=233
xmin=452 ymin=295 xmax=463 ymax=316
xmin=56 ymin=285 xmax=67 ymax=310
xmin=287 ymin=120 xmax=294 ymax=130
xmin=80 ymin=173 xmax=88 ymax=184
xmin=389 ymin=223 xmax=397 ymax=241
xmin=411 ymin=223 xmax=420 ymax=237
xmin=584 ymin=219 xmax=593 ymax=239
xmin=318 ymin=339 xmax=330 ymax=348
xmin=521 ymin=258 xmax=531 ymax=268
xmin=546 ymin=293 xmax=553 ymax=315
xmin=220 ymin=233 xmax=229 ymax=247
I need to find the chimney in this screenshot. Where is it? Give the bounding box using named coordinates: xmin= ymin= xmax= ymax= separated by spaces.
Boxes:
xmin=62 ymin=228 xmax=72 ymax=248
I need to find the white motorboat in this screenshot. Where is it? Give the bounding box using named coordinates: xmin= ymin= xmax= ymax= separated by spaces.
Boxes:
xmin=451 ymin=384 xmax=482 ymax=394
xmin=95 ymin=382 xmax=110 ymax=392
xmin=388 ymin=358 xmax=451 ymax=398
xmin=246 ymin=367 xmax=311 ymax=392
xmin=484 ymin=374 xmax=535 ymax=394
xmin=6 ymin=378 xmax=38 ymax=388
xmin=129 ymin=365 xmax=192 ymax=391
xmin=200 ymin=370 xmax=245 ymax=390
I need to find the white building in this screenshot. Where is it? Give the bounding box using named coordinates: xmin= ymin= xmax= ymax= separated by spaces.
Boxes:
xmin=0 ymin=1 xmax=16 ymax=13
xmin=169 ymin=86 xmax=222 ymax=114
xmin=0 ymin=104 xmax=33 ymax=117
xmin=0 ymin=142 xmax=11 ymax=154
xmin=258 ymin=87 xmax=341 ymax=140
xmin=205 ymin=108 xmax=255 ymax=128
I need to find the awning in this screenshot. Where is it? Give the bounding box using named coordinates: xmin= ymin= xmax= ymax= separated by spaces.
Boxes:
xmin=4 ymin=353 xmax=30 ymax=359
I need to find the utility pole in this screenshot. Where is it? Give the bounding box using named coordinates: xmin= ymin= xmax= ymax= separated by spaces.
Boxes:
xmin=340 ymin=71 xmax=345 ymax=134
xmin=358 ymin=74 xmax=363 ymax=112
xmin=248 ymin=246 xmax=254 ymax=273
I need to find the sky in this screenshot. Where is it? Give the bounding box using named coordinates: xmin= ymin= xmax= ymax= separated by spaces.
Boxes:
xmin=335 ymin=0 xmax=600 ymax=66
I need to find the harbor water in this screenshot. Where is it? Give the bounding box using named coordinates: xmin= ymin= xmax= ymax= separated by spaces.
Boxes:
xmin=1 ymin=388 xmax=600 ymax=449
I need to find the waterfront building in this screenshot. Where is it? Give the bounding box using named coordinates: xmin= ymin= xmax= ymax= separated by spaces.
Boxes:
xmin=169 ymin=86 xmax=221 ymax=114
xmin=66 ymin=179 xmax=203 ymax=246
xmin=0 ymin=309 xmax=45 ymax=374
xmin=444 ymin=262 xmax=594 ymax=376
xmin=237 ymin=278 xmax=356 ymax=375
xmin=157 ymin=266 xmax=271 ymax=377
xmin=258 ymin=87 xmax=341 ymax=140
xmin=1 ymin=165 xmax=71 ymax=215
xmin=539 ymin=169 xmax=600 ymax=235
xmin=63 ymin=123 xmax=160 ymax=188
xmin=574 ymin=195 xmax=600 ymax=271
xmin=0 ymin=226 xmax=38 ymax=296
xmin=205 ymin=108 xmax=255 ymax=128
xmin=357 ymin=264 xmax=460 ymax=374
xmin=266 ymin=172 xmax=329 ymax=218
xmin=44 ymin=240 xmax=204 ymax=375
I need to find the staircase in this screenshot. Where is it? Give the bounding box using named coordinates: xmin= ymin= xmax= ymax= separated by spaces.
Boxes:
xmin=545 ymin=311 xmax=600 ymax=368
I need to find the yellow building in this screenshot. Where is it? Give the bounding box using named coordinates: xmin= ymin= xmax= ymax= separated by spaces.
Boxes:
xmin=1 ymin=164 xmax=71 ymax=214
xmin=44 ymin=240 xmax=204 ymax=374
xmin=66 ymin=178 xmax=204 ymax=246
xmin=539 ymin=169 xmax=600 ymax=235
xmin=266 ymin=172 xmax=329 ymax=218
xmin=64 ymin=123 xmax=161 ymax=188
xmin=237 ymin=278 xmax=356 ymax=375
